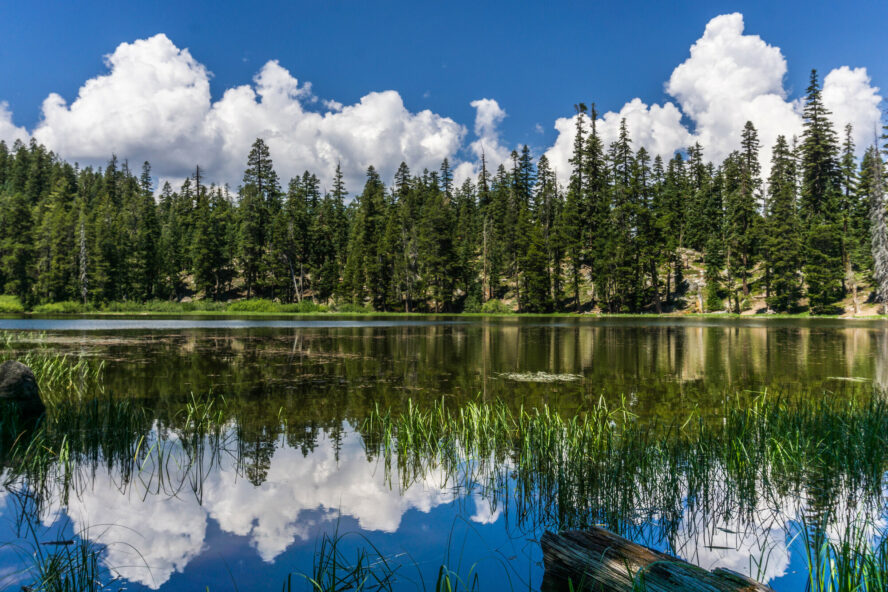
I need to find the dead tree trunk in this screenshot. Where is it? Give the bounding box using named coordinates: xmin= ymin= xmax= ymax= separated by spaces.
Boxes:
xmin=541 ymin=528 xmax=774 ymax=592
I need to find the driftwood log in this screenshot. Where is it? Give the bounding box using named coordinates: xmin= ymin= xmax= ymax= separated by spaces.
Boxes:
xmin=541 ymin=528 xmax=775 ymax=592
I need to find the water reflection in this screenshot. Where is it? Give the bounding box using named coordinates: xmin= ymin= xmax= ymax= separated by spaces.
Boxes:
xmin=5 ymin=317 xmax=888 ymax=419
xmin=9 ymin=426 xmax=463 ymax=588
xmin=1 ymin=318 xmax=887 ymax=591
xmin=0 ymin=401 xmax=883 ymax=591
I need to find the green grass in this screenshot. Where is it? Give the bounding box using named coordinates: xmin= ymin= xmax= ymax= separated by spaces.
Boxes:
xmin=15 ymin=296 xmax=888 ymax=318
xmin=360 ymin=394 xmax=888 ymax=588
xmin=31 ymin=301 xmax=93 ymax=314
xmin=282 ymin=527 xmax=398 ymax=592
xmin=478 ymin=300 xmax=513 ymax=314
xmin=0 ymin=294 xmax=25 ymax=313
xmin=27 ymin=298 xmax=342 ymax=315
xmin=227 ymin=298 xmax=329 ymax=313
xmin=0 ymin=332 xmax=105 ymax=404
xmin=800 ymin=513 xmax=888 ymax=592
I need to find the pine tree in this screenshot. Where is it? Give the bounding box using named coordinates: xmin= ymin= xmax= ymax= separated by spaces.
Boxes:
xmin=418 ymin=173 xmax=456 ymax=312
xmin=191 ymin=188 xmax=213 ymax=298
xmin=558 ymin=179 xmax=583 ymax=311
xmin=158 ymin=182 xmax=184 ymax=299
xmin=0 ymin=190 xmax=34 ymax=302
xmin=91 ymin=191 xmax=118 ymax=302
xmin=78 ymin=206 xmax=89 ymax=304
xmin=700 ymin=163 xmax=725 ymax=311
xmin=853 ymin=148 xmax=879 ymax=280
xmin=799 ymin=70 xmax=844 ymax=313
xmin=634 ymin=147 xmax=660 ymax=312
xmin=534 ymin=155 xmax=562 ymax=307
xmin=868 ymin=146 xmax=888 ymax=312
xmin=584 ymin=105 xmax=611 ymax=308
xmin=725 ymin=121 xmax=761 ymax=301
xmin=520 ymin=221 xmax=552 ymax=312
xmin=836 ymin=125 xmax=862 ymax=312
xmin=684 ymin=143 xmax=710 ymax=252
xmin=453 ymin=178 xmax=480 ymax=310
xmin=343 ymin=167 xmax=386 ymax=308
xmin=0 ymin=141 xmax=9 ymax=188
xmin=562 ymin=106 xmax=587 ymax=311
xmin=238 ymin=139 xmax=280 ymax=298
xmin=660 ymin=153 xmax=686 ymax=302
xmin=34 ymin=177 xmax=76 ymax=301
xmin=134 ymin=162 xmax=160 ymax=299
xmin=608 ymin=120 xmax=637 ymax=312
xmin=766 ymin=136 xmax=802 ymax=311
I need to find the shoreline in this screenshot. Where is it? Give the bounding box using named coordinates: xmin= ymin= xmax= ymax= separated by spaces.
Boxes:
xmin=3 ymin=309 xmax=888 ymax=320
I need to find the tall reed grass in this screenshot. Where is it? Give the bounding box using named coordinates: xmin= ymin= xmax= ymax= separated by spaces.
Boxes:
xmin=1 ymin=373 xmax=886 ymax=591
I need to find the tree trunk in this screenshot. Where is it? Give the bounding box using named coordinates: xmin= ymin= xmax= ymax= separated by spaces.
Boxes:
xmin=847 ymin=262 xmax=858 ymax=315
xmin=666 ymin=269 xmax=671 ymax=304
xmin=283 ymin=254 xmax=299 ymax=303
xmin=541 ymin=528 xmax=775 ymax=592
xmin=650 ymin=260 xmax=661 ymax=314
xmin=298 ymin=262 xmax=305 ymax=303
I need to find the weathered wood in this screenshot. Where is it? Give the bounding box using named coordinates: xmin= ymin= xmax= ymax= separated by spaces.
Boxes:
xmin=541 ymin=528 xmax=775 ymax=592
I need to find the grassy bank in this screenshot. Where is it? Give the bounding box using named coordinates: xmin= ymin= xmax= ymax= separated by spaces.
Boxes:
xmin=2 ymin=295 xmax=888 ymax=319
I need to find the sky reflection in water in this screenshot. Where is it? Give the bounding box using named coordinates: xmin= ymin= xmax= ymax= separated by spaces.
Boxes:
xmin=0 ymin=317 xmax=886 ymax=591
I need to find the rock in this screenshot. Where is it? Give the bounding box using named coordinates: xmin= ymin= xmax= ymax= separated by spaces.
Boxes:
xmin=0 ymin=360 xmax=43 ymax=411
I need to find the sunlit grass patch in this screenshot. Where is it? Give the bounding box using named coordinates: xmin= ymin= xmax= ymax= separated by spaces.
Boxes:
xmin=0 ymin=295 xmax=25 ymax=313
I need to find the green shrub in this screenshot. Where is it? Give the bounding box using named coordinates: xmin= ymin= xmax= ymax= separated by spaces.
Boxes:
xmin=95 ymin=300 xmax=227 ymax=313
xmin=32 ymin=301 xmax=89 ymax=314
xmin=226 ymin=299 xmax=278 ymax=312
xmin=334 ymin=302 xmax=371 ymax=314
xmin=462 ymin=294 xmax=482 ymax=313
xmin=225 ymin=299 xmax=327 ymax=313
xmin=704 ymin=286 xmax=723 ymax=313
xmin=170 ymin=300 xmax=227 ymax=312
xmin=0 ymin=295 xmax=24 ymax=313
xmin=480 ymin=299 xmax=513 ymax=314
xmin=279 ymin=300 xmax=328 ymax=313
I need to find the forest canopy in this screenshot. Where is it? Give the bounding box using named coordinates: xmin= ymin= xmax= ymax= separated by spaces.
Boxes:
xmin=1 ymin=71 xmax=885 ymax=315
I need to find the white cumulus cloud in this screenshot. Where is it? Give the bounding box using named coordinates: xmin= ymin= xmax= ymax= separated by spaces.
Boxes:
xmin=543 ymin=99 xmax=692 ymax=185
xmin=822 ymin=66 xmax=882 ymax=152
xmin=0 ymin=102 xmax=29 ymax=146
xmin=22 ymin=34 xmax=464 ymax=191
xmin=665 ymin=12 xmax=804 ymax=169
xmin=454 ymin=98 xmax=512 ymax=185
xmin=544 ymin=12 xmax=882 ymax=185
xmin=1 ymin=16 xmax=883 ymax=194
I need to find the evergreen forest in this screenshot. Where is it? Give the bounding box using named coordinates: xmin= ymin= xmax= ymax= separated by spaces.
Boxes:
xmin=2 ymin=71 xmax=886 ymax=315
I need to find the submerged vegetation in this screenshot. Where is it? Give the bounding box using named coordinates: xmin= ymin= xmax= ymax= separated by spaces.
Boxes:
xmin=0 ymin=354 xmax=885 ymax=591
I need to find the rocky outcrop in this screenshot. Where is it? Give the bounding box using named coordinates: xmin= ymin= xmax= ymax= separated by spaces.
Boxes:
xmin=0 ymin=360 xmax=43 ymax=413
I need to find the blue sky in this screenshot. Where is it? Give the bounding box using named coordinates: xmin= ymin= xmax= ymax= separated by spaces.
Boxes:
xmin=0 ymin=1 xmax=886 ymax=189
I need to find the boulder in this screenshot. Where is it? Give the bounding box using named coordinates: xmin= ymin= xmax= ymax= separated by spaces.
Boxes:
xmin=0 ymin=360 xmax=43 ymax=411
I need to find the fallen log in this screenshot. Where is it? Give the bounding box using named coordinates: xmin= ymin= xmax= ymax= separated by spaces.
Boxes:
xmin=541 ymin=528 xmax=775 ymax=592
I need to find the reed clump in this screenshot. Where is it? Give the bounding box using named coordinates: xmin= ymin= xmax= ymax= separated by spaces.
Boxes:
xmin=0 ymin=332 xmax=105 ymax=404
xmin=362 ymin=394 xmax=888 ymax=590
xmin=2 ymin=373 xmax=887 ymax=591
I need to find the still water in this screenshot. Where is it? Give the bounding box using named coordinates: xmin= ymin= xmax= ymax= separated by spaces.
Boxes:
xmin=0 ymin=315 xmax=887 ymax=590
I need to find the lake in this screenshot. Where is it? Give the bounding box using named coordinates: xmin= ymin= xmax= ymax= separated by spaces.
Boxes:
xmin=0 ymin=316 xmax=886 ymax=591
